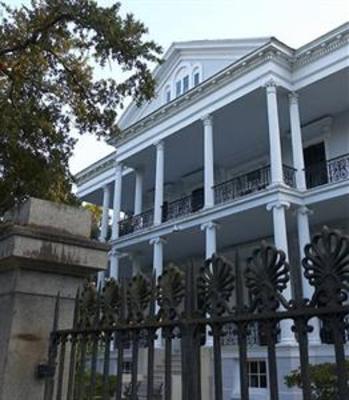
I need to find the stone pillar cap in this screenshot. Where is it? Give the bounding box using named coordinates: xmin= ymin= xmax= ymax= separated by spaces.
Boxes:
xmin=4 ymin=197 xmax=92 ymax=238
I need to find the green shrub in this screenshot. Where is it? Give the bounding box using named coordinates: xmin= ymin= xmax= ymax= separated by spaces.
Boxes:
xmin=75 ymin=372 xmax=117 ymax=399
xmin=284 ymin=361 xmax=349 ymax=400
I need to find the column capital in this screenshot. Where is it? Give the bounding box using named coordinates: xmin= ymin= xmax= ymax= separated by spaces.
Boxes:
xmin=134 ymin=165 xmax=145 ymax=174
xmin=154 ymin=140 xmax=164 ymax=151
xmin=108 ymin=248 xmax=121 ymax=257
xmin=296 ymin=205 xmax=313 ymax=216
xmin=288 ymin=91 xmax=299 ymax=104
xmin=200 ymin=221 xmax=219 ymax=231
xmin=114 ymin=161 xmax=123 ymax=171
xmin=266 ymin=200 xmax=290 ymax=211
xmin=149 ymin=236 xmax=167 ymax=246
xmin=201 ymin=114 xmax=213 ymax=126
xmin=264 ymin=78 xmax=278 ymax=93
xmin=130 ymin=251 xmax=142 ymax=260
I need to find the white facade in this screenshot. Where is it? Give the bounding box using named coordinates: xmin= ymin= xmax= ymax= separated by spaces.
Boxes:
xmin=76 ymin=23 xmax=349 ymax=400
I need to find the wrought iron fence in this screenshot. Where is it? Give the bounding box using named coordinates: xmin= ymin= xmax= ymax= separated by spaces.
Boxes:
xmin=44 ymin=226 xmax=349 ymax=400
xmin=305 ymin=153 xmax=349 ymax=188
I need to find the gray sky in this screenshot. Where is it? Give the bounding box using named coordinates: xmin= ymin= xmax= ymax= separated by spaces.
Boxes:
xmin=7 ymin=0 xmax=349 ymax=174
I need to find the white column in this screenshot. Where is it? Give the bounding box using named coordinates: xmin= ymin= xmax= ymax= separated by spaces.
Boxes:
xmin=97 ymin=184 xmax=111 ymax=287
xmin=150 ymin=237 xmax=166 ymax=348
xmin=100 ymin=184 xmax=111 ymax=242
xmin=150 ymin=237 xmax=166 ymax=278
xmin=112 ymin=162 xmax=123 ymax=240
xmin=265 ymin=80 xmax=284 ymax=185
xmin=296 ymin=206 xmax=321 ymax=345
xmin=109 ymin=249 xmax=120 ymax=279
xmin=201 ymin=221 xmax=218 ymax=347
xmin=289 ymin=92 xmax=307 ymax=190
xmin=131 ymin=253 xmax=142 ymax=276
xmin=154 ymin=141 xmax=165 ymax=225
xmin=201 ymin=222 xmax=218 ymax=259
xmin=202 ymin=115 xmax=215 ymax=208
xmin=267 ymin=200 xmax=296 ymax=345
xmin=134 ymin=169 xmax=143 ymax=215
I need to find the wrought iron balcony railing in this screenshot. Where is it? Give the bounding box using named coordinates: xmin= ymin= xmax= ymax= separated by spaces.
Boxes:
xmin=214 ymin=164 xmax=296 ymax=205
xmin=119 ymin=209 xmax=154 ymax=237
xmin=305 ymin=153 xmax=349 ymax=189
xmin=221 ymin=321 xmax=280 ymax=346
xmin=283 ymin=164 xmax=297 ymax=187
xmin=118 ymin=164 xmax=298 ymax=236
xmin=163 ymin=194 xmax=194 ymax=222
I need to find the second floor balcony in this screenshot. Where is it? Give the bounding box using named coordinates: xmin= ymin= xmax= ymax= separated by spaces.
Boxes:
xmin=116 ymin=152 xmax=349 ymax=238
xmin=118 ymin=164 xmax=296 ymax=237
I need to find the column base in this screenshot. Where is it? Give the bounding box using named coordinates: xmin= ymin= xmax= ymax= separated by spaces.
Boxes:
xmin=276 ymin=339 xmax=298 ymax=347
xmin=267 ymin=182 xmax=290 ymax=190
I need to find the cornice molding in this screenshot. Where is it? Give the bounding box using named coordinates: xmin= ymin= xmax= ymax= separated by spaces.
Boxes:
xmin=75 ymin=156 xmax=116 ymax=185
xmin=293 ymin=30 xmax=349 ymax=67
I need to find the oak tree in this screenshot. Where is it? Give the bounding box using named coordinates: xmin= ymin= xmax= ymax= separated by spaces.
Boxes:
xmin=0 ymin=0 xmax=162 ymax=213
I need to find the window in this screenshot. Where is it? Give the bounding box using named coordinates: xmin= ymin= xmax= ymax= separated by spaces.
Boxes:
xmin=122 ymin=361 xmax=132 ymax=374
xmin=248 ymin=360 xmax=267 ymax=388
xmin=193 ymin=71 xmax=200 ymax=86
xmin=183 ymin=75 xmax=189 ymax=93
xmin=164 ymin=85 xmax=171 ymax=104
xmin=176 ymin=80 xmax=182 ymax=97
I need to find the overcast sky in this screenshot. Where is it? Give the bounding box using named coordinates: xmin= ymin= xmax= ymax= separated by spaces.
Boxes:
xmin=8 ymin=0 xmax=349 ymax=174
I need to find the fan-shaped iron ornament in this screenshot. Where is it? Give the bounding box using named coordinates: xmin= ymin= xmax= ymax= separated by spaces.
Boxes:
xmin=127 ymin=273 xmax=152 ymax=324
xmin=303 ymin=226 xmax=349 ymax=308
xmin=78 ymin=281 xmax=98 ymax=329
xmin=100 ymin=278 xmax=122 ymax=327
xmin=157 ymin=263 xmax=185 ymax=321
xmin=245 ymin=241 xmax=290 ymax=313
xmin=198 ymin=254 xmax=235 ymax=317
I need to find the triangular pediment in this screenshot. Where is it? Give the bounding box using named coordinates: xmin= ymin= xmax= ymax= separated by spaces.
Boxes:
xmin=118 ymin=37 xmax=270 ymax=130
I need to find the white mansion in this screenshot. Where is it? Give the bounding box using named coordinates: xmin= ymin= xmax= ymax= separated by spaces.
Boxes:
xmin=76 ymin=23 xmax=349 ymax=400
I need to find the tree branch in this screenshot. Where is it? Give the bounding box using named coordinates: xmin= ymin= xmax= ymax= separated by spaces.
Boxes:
xmin=0 ymin=13 xmax=72 ymax=57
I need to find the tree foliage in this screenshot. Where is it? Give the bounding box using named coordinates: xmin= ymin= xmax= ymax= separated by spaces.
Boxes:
xmin=0 ymin=0 xmax=162 ymax=213
xmin=83 ymin=202 xmax=102 ymax=239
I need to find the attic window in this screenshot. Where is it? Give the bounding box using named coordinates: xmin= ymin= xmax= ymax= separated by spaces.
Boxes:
xmin=164 ymin=85 xmax=171 ymax=103
xmin=183 ymin=75 xmax=189 ymax=92
xmin=194 ymin=71 xmax=200 ymax=86
xmin=176 ymin=80 xmax=182 ymax=97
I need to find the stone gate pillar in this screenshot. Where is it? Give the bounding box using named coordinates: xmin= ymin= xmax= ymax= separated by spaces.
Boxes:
xmin=0 ymin=198 xmax=108 ymax=400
